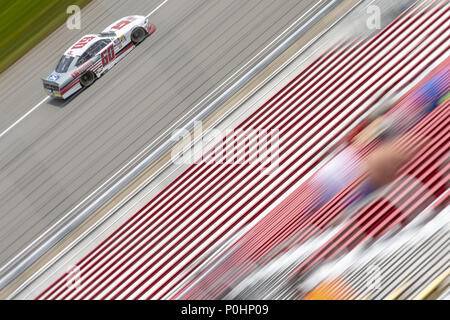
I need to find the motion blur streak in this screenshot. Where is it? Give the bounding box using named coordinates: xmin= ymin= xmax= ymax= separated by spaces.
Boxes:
xmin=35 ymin=0 xmax=449 ymax=300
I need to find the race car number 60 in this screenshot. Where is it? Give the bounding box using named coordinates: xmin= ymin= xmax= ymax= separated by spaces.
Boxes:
xmin=101 ymin=45 xmax=115 ymax=67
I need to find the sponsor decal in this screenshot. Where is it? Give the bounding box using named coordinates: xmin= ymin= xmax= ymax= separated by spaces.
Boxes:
xmin=48 ymin=74 xmax=60 ymax=81
xmin=71 ymin=60 xmax=94 ymax=78
xmin=114 ymin=35 xmax=124 ymax=49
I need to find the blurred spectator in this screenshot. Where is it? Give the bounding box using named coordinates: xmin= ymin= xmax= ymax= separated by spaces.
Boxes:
xmin=309 ymin=66 xmax=448 ymax=213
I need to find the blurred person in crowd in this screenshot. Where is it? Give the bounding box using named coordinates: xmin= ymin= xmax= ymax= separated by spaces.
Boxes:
xmin=308 ymin=65 xmax=448 ymax=213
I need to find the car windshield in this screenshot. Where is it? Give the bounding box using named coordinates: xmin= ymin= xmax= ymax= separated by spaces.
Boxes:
xmin=55 ymin=55 xmax=74 ymax=73
xmin=98 ymin=31 xmax=116 ymax=38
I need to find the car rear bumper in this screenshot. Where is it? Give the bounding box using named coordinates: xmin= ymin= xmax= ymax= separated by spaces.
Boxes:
xmin=43 ymin=80 xmax=63 ymax=98
xmin=46 ymin=91 xmax=64 ymax=99
xmin=43 ymin=79 xmax=81 ymax=100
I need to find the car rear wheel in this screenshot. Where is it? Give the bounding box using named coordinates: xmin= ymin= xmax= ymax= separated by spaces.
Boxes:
xmin=131 ymin=27 xmax=147 ymax=45
xmin=80 ymin=71 xmax=96 ymax=88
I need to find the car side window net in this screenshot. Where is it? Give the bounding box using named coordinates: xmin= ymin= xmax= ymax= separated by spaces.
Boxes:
xmin=98 ymin=31 xmax=116 ymax=38
xmin=76 ymin=47 xmax=95 ymax=67
xmin=76 ymin=40 xmax=112 ymax=67
xmin=94 ymin=39 xmax=112 ymax=54
xmin=76 ymin=52 xmax=90 ymax=67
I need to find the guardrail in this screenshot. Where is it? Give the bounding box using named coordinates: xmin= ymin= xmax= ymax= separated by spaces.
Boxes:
xmin=0 ymin=0 xmax=341 ymax=291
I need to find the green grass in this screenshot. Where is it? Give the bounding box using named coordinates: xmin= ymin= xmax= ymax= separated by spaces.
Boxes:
xmin=0 ymin=0 xmax=92 ymax=73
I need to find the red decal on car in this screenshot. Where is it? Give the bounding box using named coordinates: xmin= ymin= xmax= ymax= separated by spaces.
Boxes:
xmin=101 ymin=45 xmax=116 ymax=67
xmin=72 ymin=36 xmax=96 ymax=49
xmin=71 ymin=60 xmax=94 ymax=78
xmin=111 ymin=17 xmax=136 ymax=31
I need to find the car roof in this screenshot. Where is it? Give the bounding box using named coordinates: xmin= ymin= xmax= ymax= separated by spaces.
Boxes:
xmin=64 ymin=34 xmax=100 ymax=57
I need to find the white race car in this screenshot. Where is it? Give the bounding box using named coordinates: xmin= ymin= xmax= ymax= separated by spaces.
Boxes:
xmin=43 ymin=15 xmax=155 ymax=99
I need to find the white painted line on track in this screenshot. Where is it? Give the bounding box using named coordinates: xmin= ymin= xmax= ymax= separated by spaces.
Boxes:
xmin=146 ymin=0 xmax=169 ymax=19
xmin=0 ymin=96 xmax=49 ymax=139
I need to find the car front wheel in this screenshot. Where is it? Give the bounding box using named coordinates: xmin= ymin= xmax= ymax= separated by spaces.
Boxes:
xmin=131 ymin=27 xmax=147 ymax=45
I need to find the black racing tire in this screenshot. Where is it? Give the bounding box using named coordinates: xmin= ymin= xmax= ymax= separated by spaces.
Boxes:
xmin=131 ymin=27 xmax=147 ymax=45
xmin=79 ymin=71 xmax=96 ymax=88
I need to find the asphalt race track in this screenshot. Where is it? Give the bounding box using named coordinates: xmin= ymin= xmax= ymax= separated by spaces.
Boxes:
xmin=0 ymin=0 xmax=318 ymax=268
